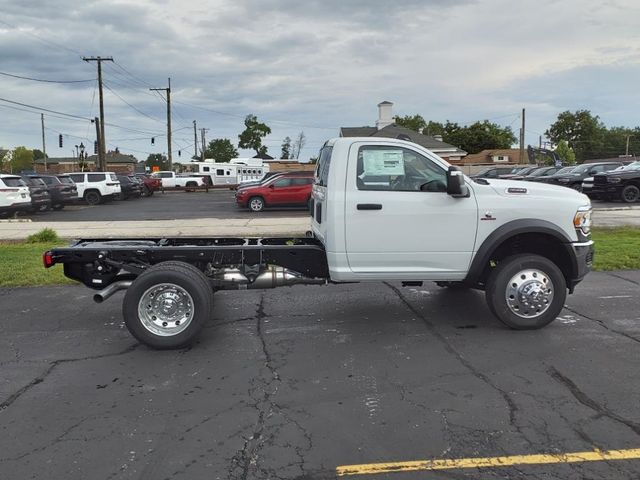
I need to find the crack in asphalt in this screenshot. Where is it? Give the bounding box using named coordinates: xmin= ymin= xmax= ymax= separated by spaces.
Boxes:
xmin=563 ymin=305 xmax=640 ymax=344
xmin=0 ymin=343 xmax=139 ymax=411
xmin=548 ymin=366 xmax=640 ymax=437
xmin=606 ymin=272 xmax=640 ymax=286
xmin=385 ymin=283 xmax=533 ymax=448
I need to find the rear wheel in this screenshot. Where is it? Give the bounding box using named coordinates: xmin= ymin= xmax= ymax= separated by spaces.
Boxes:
xmin=185 ymin=181 xmax=197 ymax=192
xmin=570 ymin=183 xmax=582 ymax=192
xmin=52 ymin=204 xmax=64 ymax=211
xmin=122 ymin=262 xmax=213 ymax=349
xmin=84 ymin=190 xmax=102 ymax=205
xmin=621 ymin=184 xmax=640 ymax=203
xmin=249 ymin=196 xmax=265 ymax=212
xmin=485 ymin=254 xmax=566 ymax=330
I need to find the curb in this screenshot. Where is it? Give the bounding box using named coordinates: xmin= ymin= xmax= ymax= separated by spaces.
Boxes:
xmin=0 ymin=218 xmax=32 ymax=223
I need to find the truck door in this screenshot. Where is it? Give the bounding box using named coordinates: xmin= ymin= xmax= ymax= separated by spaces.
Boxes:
xmin=344 ymin=143 xmax=478 ymax=278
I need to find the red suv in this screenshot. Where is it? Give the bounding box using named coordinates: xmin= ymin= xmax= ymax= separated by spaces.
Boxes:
xmin=235 ymin=173 xmax=314 ymax=212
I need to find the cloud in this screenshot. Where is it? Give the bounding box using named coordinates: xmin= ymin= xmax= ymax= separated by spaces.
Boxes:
xmin=0 ymin=0 xmax=639 ymax=160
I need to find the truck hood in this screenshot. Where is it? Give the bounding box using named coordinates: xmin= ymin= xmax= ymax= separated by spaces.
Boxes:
xmin=482 ymin=179 xmax=589 ymax=202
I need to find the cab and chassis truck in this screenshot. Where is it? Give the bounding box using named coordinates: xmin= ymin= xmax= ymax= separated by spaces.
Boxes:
xmin=44 ymin=138 xmax=594 ymax=349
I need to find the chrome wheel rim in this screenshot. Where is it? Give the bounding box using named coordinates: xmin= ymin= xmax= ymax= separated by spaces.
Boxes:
xmin=138 ymin=283 xmax=194 ymax=336
xmin=250 ymin=198 xmax=263 ymax=211
xmin=505 ymin=269 xmax=554 ymax=319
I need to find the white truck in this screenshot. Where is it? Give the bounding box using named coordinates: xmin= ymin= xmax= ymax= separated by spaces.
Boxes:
xmin=151 ymin=171 xmax=208 ymax=190
xmin=44 ymin=137 xmax=594 ymax=349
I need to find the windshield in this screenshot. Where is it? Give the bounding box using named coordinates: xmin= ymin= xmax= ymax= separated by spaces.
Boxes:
xmin=555 ymin=166 xmax=575 ymax=175
xmin=58 ymin=176 xmax=74 ymax=184
xmin=528 ymin=167 xmax=553 ymax=177
xmin=622 ymin=161 xmax=640 ymax=171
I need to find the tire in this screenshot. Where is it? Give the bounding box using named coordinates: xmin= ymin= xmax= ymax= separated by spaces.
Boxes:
xmin=52 ymin=204 xmax=64 ymax=211
xmin=185 ymin=181 xmax=197 ymax=192
xmin=485 ymin=254 xmax=566 ymax=330
xmin=122 ymin=262 xmax=213 ymax=349
xmin=84 ymin=190 xmax=102 ymax=205
xmin=621 ymin=184 xmax=640 ymax=203
xmin=570 ymin=183 xmax=582 ymax=192
xmin=142 ymin=185 xmax=152 ymax=197
xmin=249 ymin=196 xmax=265 ymax=212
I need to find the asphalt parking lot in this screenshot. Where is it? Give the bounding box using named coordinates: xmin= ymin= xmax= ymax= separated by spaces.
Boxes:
xmin=22 ymin=190 xmax=629 ymax=223
xmin=29 ymin=191 xmax=309 ymax=222
xmin=1 ymin=271 xmax=639 ymax=479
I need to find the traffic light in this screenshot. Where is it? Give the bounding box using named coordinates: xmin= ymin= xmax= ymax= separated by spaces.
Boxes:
xmin=94 ymin=141 xmax=98 ymax=154
xmin=151 ymin=137 xmax=155 ymax=145
xmin=58 ymin=134 xmax=63 ymax=148
xmin=178 ymin=150 xmax=181 ymax=157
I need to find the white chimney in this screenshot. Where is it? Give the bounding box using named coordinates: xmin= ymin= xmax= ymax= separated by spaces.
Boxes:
xmin=433 ymin=134 xmax=443 ymax=142
xmin=376 ymin=101 xmax=394 ymax=130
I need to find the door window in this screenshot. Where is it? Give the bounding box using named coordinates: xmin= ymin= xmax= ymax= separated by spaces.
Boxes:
xmin=356 ymin=145 xmax=446 ymax=192
xmin=291 ymin=177 xmax=313 ymax=186
xmin=272 ymin=178 xmax=291 ymax=188
xmin=69 ymin=174 xmax=84 ymax=183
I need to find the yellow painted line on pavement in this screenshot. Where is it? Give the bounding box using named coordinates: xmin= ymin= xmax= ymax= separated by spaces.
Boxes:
xmin=336 ymin=448 xmax=640 ymax=476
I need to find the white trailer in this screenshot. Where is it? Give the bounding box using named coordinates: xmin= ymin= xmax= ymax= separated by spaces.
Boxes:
xmin=192 ymin=158 xmax=270 ymax=187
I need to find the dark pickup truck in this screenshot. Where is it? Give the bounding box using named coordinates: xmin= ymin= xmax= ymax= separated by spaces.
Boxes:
xmin=590 ymin=161 xmax=640 ymax=202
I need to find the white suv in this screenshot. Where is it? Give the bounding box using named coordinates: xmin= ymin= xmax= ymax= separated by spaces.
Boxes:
xmin=0 ymin=174 xmax=31 ymax=217
xmin=68 ymin=172 xmax=121 ymax=205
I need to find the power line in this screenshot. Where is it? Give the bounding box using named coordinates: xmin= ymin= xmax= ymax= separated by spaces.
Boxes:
xmin=0 ymin=70 xmax=95 ymax=84
xmin=103 ymin=82 xmax=164 ymax=124
xmin=0 ymin=19 xmax=84 ymax=57
xmin=0 ymin=96 xmax=90 ymax=120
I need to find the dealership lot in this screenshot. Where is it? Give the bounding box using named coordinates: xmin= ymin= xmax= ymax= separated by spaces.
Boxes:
xmin=12 ymin=189 xmax=632 ymax=223
xmin=1 ymin=271 xmax=639 ymax=479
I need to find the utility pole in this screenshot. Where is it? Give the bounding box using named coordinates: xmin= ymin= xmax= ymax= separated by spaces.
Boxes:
xmin=625 ymin=135 xmax=631 ymax=156
xmin=83 ymin=56 xmax=113 ymax=172
xmin=93 ymin=117 xmax=103 ymax=171
xmin=519 ymin=108 xmax=526 ymax=164
xmin=193 ymin=120 xmax=198 ymax=159
xmin=150 ymin=78 xmax=172 ymax=170
xmin=201 ymin=128 xmax=209 ymax=161
xmin=41 ymin=113 xmax=47 ymax=172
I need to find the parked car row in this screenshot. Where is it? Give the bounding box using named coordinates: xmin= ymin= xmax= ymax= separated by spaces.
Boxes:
xmin=472 ymin=160 xmax=640 ymax=202
xmin=0 ymin=171 xmax=161 ymax=218
xmin=235 ymin=171 xmax=315 ymax=212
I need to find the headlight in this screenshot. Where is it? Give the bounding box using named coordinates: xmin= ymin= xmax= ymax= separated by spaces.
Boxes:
xmin=607 ymin=177 xmax=622 ymax=183
xmin=573 ymin=206 xmax=592 ymax=236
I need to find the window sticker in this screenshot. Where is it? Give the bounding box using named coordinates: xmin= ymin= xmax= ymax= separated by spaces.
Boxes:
xmin=362 ymin=150 xmax=405 ymax=176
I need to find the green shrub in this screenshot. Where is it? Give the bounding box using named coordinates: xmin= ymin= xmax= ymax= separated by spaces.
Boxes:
xmin=26 ymin=228 xmax=60 ymax=244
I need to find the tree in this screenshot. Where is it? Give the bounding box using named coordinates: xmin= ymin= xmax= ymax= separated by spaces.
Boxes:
xmin=145 ymin=153 xmax=169 ymax=171
xmin=33 ymin=149 xmax=47 ymax=160
xmin=292 ymin=131 xmax=306 ymax=159
xmin=238 ymin=114 xmax=271 ymax=156
xmin=545 ymin=110 xmax=606 ymax=161
xmin=554 ymin=140 xmax=576 ymax=165
xmin=1 ymin=149 xmax=12 ymax=173
xmin=394 ymin=114 xmax=427 ymax=133
xmin=281 ymin=136 xmax=292 ymax=159
xmin=205 ymin=139 xmax=238 ymax=163
xmin=11 ymin=146 xmax=34 ymax=172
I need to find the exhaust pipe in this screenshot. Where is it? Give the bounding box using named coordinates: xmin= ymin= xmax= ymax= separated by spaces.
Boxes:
xmin=213 ymin=266 xmax=325 ymax=290
xmin=93 ymin=280 xmax=133 ymax=303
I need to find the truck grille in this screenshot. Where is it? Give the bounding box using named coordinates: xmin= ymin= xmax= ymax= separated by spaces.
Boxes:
xmin=593 ymin=176 xmax=607 ymax=185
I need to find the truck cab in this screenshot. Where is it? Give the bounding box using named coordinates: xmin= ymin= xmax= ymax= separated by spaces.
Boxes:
xmin=312 ymin=137 xmax=593 ymax=293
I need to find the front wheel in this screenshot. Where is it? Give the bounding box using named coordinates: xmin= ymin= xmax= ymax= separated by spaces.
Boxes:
xmin=485 ymin=254 xmax=566 ymax=330
xmin=621 ymin=184 xmax=640 ymax=203
xmin=52 ymin=204 xmax=65 ymax=211
xmin=122 ymin=262 xmax=213 ymax=349
xmin=249 ymin=196 xmax=265 ymax=212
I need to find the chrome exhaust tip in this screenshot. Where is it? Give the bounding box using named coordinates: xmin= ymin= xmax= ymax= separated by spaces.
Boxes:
xmin=93 ymin=280 xmax=133 ymax=303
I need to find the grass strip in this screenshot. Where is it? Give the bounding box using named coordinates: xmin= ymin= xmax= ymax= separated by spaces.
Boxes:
xmin=0 ymin=227 xmax=638 ymax=287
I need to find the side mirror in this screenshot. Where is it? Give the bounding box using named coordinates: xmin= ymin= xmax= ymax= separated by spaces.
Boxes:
xmin=446 ymin=166 xmax=469 ymax=198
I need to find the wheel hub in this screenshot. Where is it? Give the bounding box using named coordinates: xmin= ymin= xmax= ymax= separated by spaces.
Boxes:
xmin=138 ymin=283 xmax=194 ymax=336
xmin=505 ymin=269 xmax=554 ymax=318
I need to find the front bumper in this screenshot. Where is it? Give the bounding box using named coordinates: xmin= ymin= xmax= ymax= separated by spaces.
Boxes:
xmin=566 ymin=240 xmax=594 ymax=293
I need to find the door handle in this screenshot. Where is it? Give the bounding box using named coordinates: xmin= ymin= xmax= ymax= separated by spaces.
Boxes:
xmin=357 ymin=203 xmax=382 ymax=210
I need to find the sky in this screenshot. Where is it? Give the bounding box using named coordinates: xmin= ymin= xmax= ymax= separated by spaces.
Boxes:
xmin=1 ymin=0 xmax=639 ymax=163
